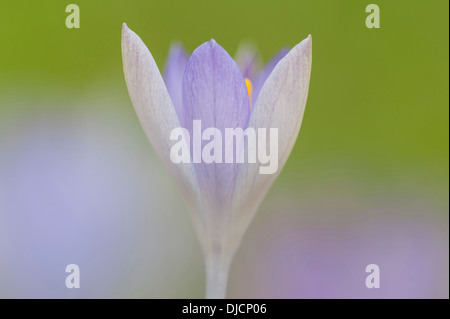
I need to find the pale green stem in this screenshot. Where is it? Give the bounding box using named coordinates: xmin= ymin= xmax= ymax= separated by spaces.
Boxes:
xmin=205 ymin=253 xmax=231 ymax=299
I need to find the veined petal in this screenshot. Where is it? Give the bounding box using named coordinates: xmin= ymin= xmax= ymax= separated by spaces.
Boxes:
xmin=121 ymin=24 xmax=199 ymax=216
xmin=182 ymin=39 xmax=250 ymax=215
xmin=230 ymin=36 xmax=312 ymax=251
xmin=163 ymin=43 xmax=189 ymax=119
xmin=252 ymin=47 xmax=290 ymax=103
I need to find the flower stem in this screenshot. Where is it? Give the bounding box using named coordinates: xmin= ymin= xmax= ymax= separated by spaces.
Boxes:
xmin=205 ymin=253 xmax=231 ymax=299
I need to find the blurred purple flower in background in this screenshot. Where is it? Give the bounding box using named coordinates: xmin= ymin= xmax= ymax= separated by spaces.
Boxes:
xmin=0 ymin=104 xmax=201 ymax=298
xmin=121 ymin=24 xmax=312 ymax=298
xmin=228 ymin=196 xmax=449 ymax=298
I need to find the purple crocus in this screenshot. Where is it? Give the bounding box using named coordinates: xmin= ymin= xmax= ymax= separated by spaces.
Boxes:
xmin=121 ymin=23 xmax=312 ymax=298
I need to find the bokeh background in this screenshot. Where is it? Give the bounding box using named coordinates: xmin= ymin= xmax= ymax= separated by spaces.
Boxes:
xmin=0 ymin=0 xmax=448 ymax=298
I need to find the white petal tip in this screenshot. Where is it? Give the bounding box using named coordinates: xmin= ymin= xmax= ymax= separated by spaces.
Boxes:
xmin=292 ymin=35 xmax=312 ymax=59
xmin=122 ymin=24 xmax=128 ymax=39
xmin=303 ymin=35 xmax=312 ymax=48
xmin=121 ymin=24 xmax=141 ymax=54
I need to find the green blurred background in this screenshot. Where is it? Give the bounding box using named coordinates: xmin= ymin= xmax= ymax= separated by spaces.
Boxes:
xmin=1 ymin=0 xmax=448 ymax=189
xmin=0 ymin=0 xmax=448 ymax=298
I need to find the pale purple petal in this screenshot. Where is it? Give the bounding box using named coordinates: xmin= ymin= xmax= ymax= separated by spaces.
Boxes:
xmin=163 ymin=43 xmax=189 ymax=118
xmin=182 ymin=39 xmax=250 ymax=211
xmin=229 ymin=36 xmax=312 ymax=253
xmin=252 ymin=47 xmax=290 ymax=103
xmin=121 ymin=24 xmax=199 ymax=211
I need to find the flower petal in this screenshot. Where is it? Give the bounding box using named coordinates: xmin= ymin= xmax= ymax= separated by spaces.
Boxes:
xmin=163 ymin=43 xmax=189 ymax=119
xmin=230 ymin=36 xmax=312 ymax=250
xmin=181 ymin=39 xmax=251 ymax=212
xmin=252 ymin=47 xmax=290 ymax=103
xmin=121 ymin=24 xmax=199 ymax=212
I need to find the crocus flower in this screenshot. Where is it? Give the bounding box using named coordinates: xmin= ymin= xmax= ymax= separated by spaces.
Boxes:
xmin=121 ymin=23 xmax=312 ymax=298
